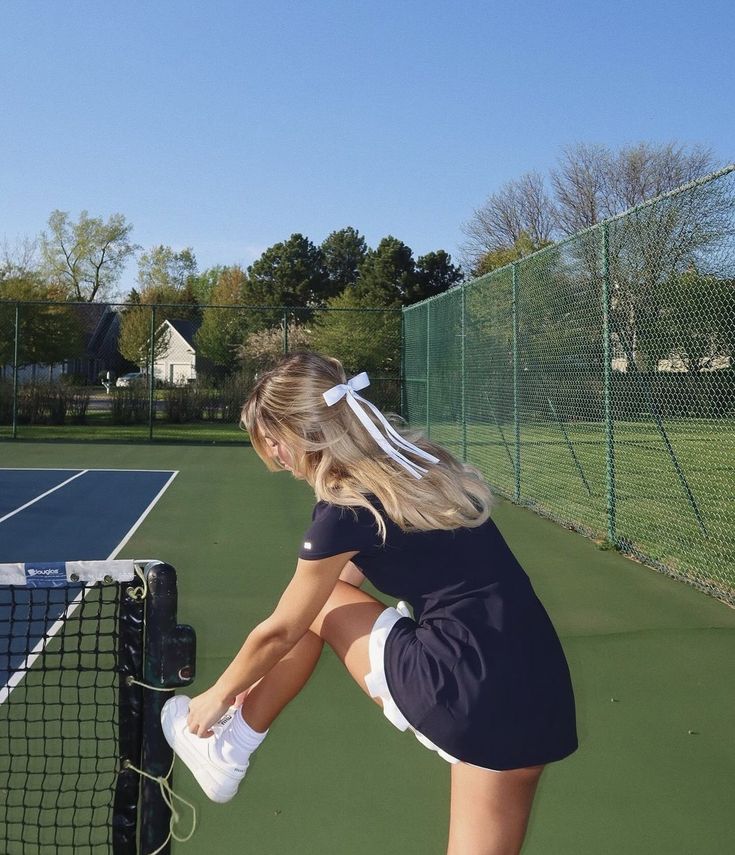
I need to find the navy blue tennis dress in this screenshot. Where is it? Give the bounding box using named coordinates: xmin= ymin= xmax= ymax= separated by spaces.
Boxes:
xmin=298 ymin=495 xmax=578 ymax=771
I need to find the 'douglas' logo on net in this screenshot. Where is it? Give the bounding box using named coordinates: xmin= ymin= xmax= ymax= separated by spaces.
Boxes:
xmin=24 ymin=562 xmax=68 ymax=588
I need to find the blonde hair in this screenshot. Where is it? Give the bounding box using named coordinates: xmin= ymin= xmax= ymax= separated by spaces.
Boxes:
xmin=241 ymin=351 xmax=493 ymax=542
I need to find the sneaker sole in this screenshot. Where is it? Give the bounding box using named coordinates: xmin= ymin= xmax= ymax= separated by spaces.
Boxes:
xmin=161 ymin=696 xmax=242 ymax=804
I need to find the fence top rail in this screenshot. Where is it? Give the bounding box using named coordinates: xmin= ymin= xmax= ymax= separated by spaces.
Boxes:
xmin=0 ymin=300 xmax=402 ymax=314
xmin=403 ymin=161 xmax=735 ymax=314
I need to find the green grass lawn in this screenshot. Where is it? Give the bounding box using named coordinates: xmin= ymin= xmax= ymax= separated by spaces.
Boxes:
xmin=427 ymin=418 xmax=735 ymax=601
xmin=0 ymin=417 xmax=244 ymax=443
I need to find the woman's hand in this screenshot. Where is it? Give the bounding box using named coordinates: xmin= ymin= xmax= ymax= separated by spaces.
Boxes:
xmin=186 ymin=686 xmax=234 ymax=738
xmin=186 ymin=553 xmax=358 ymax=736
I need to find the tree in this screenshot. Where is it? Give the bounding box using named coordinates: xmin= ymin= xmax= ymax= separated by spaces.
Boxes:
xmin=352 ymin=237 xmax=415 ymax=307
xmin=461 ymin=172 xmax=556 ymax=272
xmin=463 ymin=142 xmax=725 ymax=372
xmin=2 ymin=237 xmax=39 ymax=279
xmin=117 ymin=302 xmax=171 ymax=372
xmin=470 ymin=233 xmax=552 ymax=277
xmin=189 ymin=266 xmax=225 ymax=304
xmin=0 ymin=275 xmax=84 ymax=367
xmin=246 ymin=234 xmax=327 ymax=314
xmin=406 ymin=250 xmax=463 ymax=303
xmin=633 ymin=270 xmax=735 ymax=372
xmin=309 ymin=287 xmax=400 ymax=377
xmin=239 ymin=322 xmax=313 ymax=373
xmin=321 ymin=227 xmax=368 ymax=295
xmin=196 ymin=267 xmax=251 ymax=372
xmin=551 ymin=142 xmax=716 ymax=235
xmin=117 ymin=247 xmax=201 ymax=368
xmin=40 ymin=210 xmax=138 ymax=301
xmin=136 ymin=245 xmax=199 ymax=313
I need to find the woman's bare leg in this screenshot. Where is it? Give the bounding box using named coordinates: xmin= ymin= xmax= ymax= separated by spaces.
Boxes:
xmin=447 ymin=762 xmax=544 ymax=855
xmin=239 ymin=580 xmax=385 ymax=731
xmin=238 ymin=580 xmax=544 ymax=854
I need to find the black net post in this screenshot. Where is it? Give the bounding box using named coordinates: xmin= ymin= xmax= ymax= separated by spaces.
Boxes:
xmin=140 ymin=562 xmax=196 ymax=855
xmin=114 ymin=581 xmax=146 ymax=854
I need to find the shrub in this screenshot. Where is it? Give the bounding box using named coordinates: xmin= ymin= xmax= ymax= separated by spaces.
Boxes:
xmin=0 ymin=379 xmax=12 ymax=425
xmin=15 ymin=383 xmax=67 ymax=425
xmin=164 ymin=385 xmax=202 ymax=423
xmin=220 ymin=370 xmax=257 ymax=423
xmin=111 ymin=384 xmax=149 ymax=424
xmin=65 ymin=387 xmax=91 ymax=424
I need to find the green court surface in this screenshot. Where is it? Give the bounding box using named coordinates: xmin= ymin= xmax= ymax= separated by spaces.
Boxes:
xmin=2 ymin=442 xmax=733 ymax=854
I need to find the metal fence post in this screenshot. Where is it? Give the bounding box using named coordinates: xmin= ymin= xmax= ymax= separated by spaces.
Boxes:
xmin=148 ymin=305 xmax=156 ymax=441
xmin=425 ymin=303 xmax=431 ymax=438
xmin=460 ymin=286 xmax=467 ymax=461
xmin=512 ymin=264 xmax=520 ymax=502
xmin=399 ymin=310 xmax=406 ymax=420
xmin=601 ymin=222 xmax=617 ymax=543
xmin=11 ymin=302 xmax=19 ymax=439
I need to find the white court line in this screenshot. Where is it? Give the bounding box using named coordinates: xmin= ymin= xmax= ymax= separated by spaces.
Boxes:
xmin=0 ymin=470 xmax=88 ymax=525
xmin=0 ymin=469 xmax=179 ymax=705
xmin=0 ymin=588 xmax=86 ymax=705
xmin=0 ymin=467 xmax=178 ymax=472
xmin=105 ymin=471 xmax=179 ymax=559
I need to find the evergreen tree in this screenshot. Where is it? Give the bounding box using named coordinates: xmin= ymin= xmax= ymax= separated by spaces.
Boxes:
xmin=321 ymin=227 xmax=368 ymax=295
xmin=353 ymin=237 xmax=415 ymax=307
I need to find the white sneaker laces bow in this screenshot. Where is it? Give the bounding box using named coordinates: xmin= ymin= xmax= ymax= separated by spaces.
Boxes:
xmin=322 ymin=372 xmax=439 ymax=479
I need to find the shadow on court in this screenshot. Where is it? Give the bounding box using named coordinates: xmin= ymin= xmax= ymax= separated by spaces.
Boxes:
xmin=2 ymin=442 xmax=733 ymax=854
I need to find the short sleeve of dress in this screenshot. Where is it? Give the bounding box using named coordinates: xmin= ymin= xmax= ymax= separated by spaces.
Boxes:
xmin=298 ymin=501 xmax=380 ymax=560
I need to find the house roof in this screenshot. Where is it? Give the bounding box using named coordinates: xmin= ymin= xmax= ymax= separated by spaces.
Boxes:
xmin=71 ymin=303 xmax=110 ymax=349
xmin=167 ymin=318 xmax=201 ymax=348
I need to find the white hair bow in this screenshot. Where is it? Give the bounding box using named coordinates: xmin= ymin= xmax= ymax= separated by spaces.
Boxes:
xmin=323 ymin=372 xmax=439 ymax=479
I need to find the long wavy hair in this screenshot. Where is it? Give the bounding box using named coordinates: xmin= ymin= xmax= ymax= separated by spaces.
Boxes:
xmin=241 ymin=351 xmax=493 ymax=542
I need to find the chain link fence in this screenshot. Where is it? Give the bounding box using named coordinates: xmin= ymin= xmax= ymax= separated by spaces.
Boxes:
xmin=0 ymin=303 xmax=401 ymax=442
xmin=405 ymin=164 xmax=735 ymax=604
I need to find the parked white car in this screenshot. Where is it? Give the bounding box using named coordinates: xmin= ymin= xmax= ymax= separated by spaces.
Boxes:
xmin=115 ymin=372 xmax=148 ymax=387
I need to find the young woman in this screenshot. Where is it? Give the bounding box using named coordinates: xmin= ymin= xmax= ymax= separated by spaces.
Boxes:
xmin=162 ymin=352 xmax=578 ymax=855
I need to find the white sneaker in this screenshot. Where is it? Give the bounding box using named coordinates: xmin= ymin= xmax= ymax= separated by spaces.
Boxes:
xmin=161 ymin=695 xmax=248 ymax=803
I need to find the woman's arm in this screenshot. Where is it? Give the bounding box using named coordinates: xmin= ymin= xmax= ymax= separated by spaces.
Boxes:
xmin=186 ymin=549 xmax=358 ymax=736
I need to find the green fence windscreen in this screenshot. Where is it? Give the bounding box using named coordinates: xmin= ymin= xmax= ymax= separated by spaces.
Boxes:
xmin=404 ymin=165 xmax=735 ymax=605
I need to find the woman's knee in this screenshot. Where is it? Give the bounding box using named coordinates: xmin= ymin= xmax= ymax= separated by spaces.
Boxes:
xmin=310 ymin=580 xmax=382 ymax=637
xmin=309 ymin=581 xmax=385 ymax=671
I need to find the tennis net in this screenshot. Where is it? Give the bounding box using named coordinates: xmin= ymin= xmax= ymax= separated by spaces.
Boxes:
xmin=0 ymin=559 xmax=196 ymax=855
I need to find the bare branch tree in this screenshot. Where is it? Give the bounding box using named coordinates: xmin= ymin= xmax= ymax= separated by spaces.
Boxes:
xmin=1 ymin=236 xmax=39 ymax=279
xmin=551 ymin=142 xmax=718 ymax=236
xmin=550 ymin=143 xmax=611 ymax=235
xmin=460 ymin=171 xmax=556 ymax=270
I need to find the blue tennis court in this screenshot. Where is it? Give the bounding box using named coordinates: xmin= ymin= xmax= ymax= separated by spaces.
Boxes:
xmin=0 ymin=467 xmax=177 ymax=695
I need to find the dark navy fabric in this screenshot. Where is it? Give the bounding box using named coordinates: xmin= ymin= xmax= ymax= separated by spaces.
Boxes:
xmin=299 ymin=496 xmax=578 ymax=770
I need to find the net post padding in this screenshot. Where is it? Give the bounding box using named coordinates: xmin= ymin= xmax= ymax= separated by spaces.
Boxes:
xmin=140 ymin=562 xmax=196 ymax=855
xmin=113 ymin=577 xmax=145 ymax=854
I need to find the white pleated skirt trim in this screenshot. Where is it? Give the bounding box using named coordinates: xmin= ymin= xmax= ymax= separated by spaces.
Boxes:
xmin=364 ymin=603 xmax=461 ymax=765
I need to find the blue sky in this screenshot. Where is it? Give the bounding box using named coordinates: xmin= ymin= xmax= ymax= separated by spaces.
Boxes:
xmin=1 ymin=0 xmax=733 ymax=297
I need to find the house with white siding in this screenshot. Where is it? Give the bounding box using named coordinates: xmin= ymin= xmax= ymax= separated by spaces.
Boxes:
xmin=151 ymin=319 xmax=204 ymax=384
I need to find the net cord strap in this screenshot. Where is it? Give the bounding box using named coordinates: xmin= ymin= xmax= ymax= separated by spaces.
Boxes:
xmin=124 ymin=758 xmax=196 ymax=855
xmin=128 ymin=562 xmax=148 ymax=600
